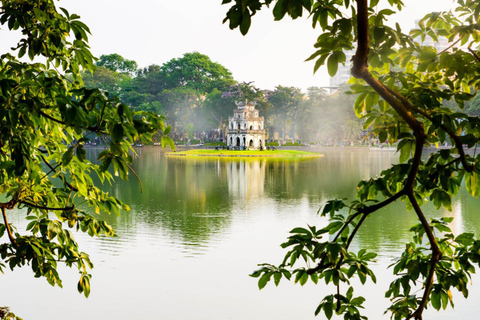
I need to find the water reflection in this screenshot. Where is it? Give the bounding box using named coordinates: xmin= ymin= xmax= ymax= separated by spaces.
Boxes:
xmin=3 ymin=147 xmax=480 ymax=320
xmin=227 ymin=159 xmax=266 ymax=200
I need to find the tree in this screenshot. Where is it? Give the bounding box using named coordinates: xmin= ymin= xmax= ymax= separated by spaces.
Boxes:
xmin=157 ymin=87 xmax=202 ymax=141
xmin=82 ymin=66 xmax=124 ymax=95
xmin=96 ymin=53 xmax=138 ymax=75
xmin=268 ymin=86 xmax=304 ymax=141
xmin=464 ymin=93 xmax=480 ymax=117
xmin=222 ymin=81 xmax=265 ymax=103
xmin=342 ymin=119 xmax=362 ymax=145
xmin=223 ymin=1 xmax=480 ymax=319
xmin=0 ymin=0 xmax=173 ymax=301
xmin=159 ymin=52 xmax=235 ymax=93
xmin=82 ymin=54 xmax=138 ymax=99
xmin=203 ymin=88 xmax=236 ymax=123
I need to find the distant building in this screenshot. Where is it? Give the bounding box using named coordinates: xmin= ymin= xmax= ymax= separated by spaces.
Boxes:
xmin=329 ymin=20 xmax=449 ymax=88
xmin=329 ymin=48 xmax=356 ymax=88
xmin=227 ymin=101 xmax=265 ymax=149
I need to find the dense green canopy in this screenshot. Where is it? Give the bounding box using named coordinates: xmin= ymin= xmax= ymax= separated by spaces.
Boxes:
xmin=0 ymin=0 xmax=172 ymax=299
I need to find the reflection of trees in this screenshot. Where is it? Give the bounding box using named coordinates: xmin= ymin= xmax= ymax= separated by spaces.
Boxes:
xmin=89 ymin=148 xmax=234 ymax=246
xmin=264 ymin=149 xmax=398 ymax=203
xmin=351 ymin=190 xmax=480 ymax=260
xmin=85 ymin=148 xmax=480 ymax=255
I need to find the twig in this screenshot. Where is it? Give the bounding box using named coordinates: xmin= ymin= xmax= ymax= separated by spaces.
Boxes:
xmin=406 ymin=193 xmax=442 ymax=320
xmin=307 ymin=189 xmax=406 ymax=275
xmin=19 ymin=200 xmax=74 ymax=211
xmin=38 ymin=110 xmax=103 ymax=133
xmin=40 ymin=155 xmax=79 ymax=192
xmin=439 ymin=36 xmax=464 ymax=54
xmin=1 ymin=207 xmax=16 ymax=246
xmin=350 ymin=2 xmax=436 ymax=319
xmin=384 ymin=85 xmax=474 ymax=172
xmin=126 ymin=163 xmax=143 ymax=193
xmin=468 ymin=47 xmax=480 ymax=63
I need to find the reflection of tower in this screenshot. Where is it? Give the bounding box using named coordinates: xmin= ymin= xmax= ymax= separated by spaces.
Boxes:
xmin=227 ymin=160 xmax=266 ymax=200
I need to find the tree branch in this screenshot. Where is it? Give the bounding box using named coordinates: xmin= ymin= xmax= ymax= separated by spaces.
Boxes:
xmin=1 ymin=206 xmax=16 ymax=246
xmin=385 ymin=86 xmax=474 ymax=172
xmin=19 ymin=201 xmax=74 ymax=211
xmin=38 ymin=110 xmax=104 ymax=133
xmin=468 ymin=47 xmax=480 ymax=63
xmin=307 ymin=189 xmax=406 ymax=275
xmin=439 ymin=36 xmax=464 ymax=54
xmin=351 ymin=2 xmax=440 ymax=319
xmin=406 ymin=193 xmax=442 ymax=320
xmin=40 ymin=154 xmax=79 ymax=192
xmin=126 ymin=163 xmax=143 ymax=193
xmin=383 ymin=85 xmax=474 ymax=172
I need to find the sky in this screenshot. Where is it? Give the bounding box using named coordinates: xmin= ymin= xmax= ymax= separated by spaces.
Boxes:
xmin=1 ymin=0 xmax=458 ymax=92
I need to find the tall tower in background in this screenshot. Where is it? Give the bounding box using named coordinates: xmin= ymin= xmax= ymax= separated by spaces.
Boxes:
xmin=329 ymin=20 xmax=450 ymax=89
xmin=329 ymin=48 xmax=355 ymax=89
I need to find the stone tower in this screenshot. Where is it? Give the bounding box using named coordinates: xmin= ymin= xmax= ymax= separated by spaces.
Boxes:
xmin=227 ymin=101 xmax=265 ymax=150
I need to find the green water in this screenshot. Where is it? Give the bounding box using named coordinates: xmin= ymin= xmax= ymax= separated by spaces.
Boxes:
xmin=2 ymin=147 xmax=480 ymax=319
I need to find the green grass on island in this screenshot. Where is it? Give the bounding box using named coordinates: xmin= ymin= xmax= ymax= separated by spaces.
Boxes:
xmin=166 ymin=149 xmax=322 ymax=158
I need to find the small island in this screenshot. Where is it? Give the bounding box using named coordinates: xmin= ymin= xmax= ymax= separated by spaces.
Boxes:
xmin=166 ymin=149 xmax=323 ymax=158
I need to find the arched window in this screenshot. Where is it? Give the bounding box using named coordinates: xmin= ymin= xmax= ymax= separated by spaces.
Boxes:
xmin=249 ymin=139 xmax=253 ymax=147
xmin=250 ymin=125 xmax=253 ymax=130
xmin=237 ymin=123 xmax=241 ymax=130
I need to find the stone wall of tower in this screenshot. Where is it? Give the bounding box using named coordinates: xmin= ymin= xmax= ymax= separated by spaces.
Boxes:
xmin=226 ymin=102 xmax=266 ymax=149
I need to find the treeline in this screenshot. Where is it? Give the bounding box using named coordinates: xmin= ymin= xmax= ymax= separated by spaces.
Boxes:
xmin=83 ymin=52 xmax=360 ymax=144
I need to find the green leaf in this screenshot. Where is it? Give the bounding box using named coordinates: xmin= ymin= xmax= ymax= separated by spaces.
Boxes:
xmin=398 ymin=140 xmax=411 ymax=163
xmin=240 ymin=11 xmax=251 ymax=35
xmin=273 ymin=272 xmax=281 ymax=286
xmin=431 ymin=290 xmax=441 ymax=310
xmin=273 ymin=0 xmax=287 ymax=21
xmin=324 ymin=302 xmax=333 ymax=319
xmin=290 ymin=227 xmax=310 ymax=234
xmin=378 ymin=130 xmax=387 ymax=143
xmin=164 ymin=125 xmax=171 ymax=135
xmin=299 ymin=272 xmax=308 ymax=286
xmin=62 ymin=146 xmax=75 ymax=166
xmin=161 ymin=135 xmax=176 ymax=151
xmin=466 ymin=172 xmax=480 ymax=197
xmin=258 ymin=272 xmax=271 ymax=290
xmin=327 ymin=53 xmax=339 ymax=77
xmin=76 ymin=144 xmax=86 ymax=162
xmin=0 ymin=224 xmax=5 ymax=238
xmin=441 ymin=291 xmax=449 ymax=310
xmin=112 ymin=124 xmax=124 ymax=143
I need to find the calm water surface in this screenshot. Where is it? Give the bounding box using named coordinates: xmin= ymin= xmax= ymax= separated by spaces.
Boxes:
xmin=2 ymin=148 xmax=480 ymax=319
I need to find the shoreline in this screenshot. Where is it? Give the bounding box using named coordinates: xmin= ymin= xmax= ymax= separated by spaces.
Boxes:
xmin=165 ymin=149 xmax=323 ymax=158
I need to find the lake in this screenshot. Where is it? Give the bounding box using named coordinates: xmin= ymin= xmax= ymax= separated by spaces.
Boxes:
xmin=1 ymin=147 xmax=480 ymax=319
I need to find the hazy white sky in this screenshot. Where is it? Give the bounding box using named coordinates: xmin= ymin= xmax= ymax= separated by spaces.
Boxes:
xmin=2 ymin=0 xmax=457 ymax=91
